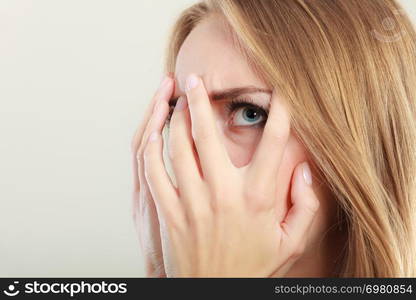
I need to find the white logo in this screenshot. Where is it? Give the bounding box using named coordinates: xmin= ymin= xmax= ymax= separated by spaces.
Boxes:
xmin=371 ymin=9 xmax=406 ymax=43
xmin=3 ymin=281 xmax=20 ymax=297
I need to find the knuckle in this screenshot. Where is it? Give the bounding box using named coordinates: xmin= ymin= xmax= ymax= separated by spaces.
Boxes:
xmin=142 ymin=142 xmax=154 ymax=162
xmin=203 ymin=183 xmax=229 ymax=211
xmin=136 ymin=154 xmax=143 ymax=167
xmin=190 ymin=205 xmax=213 ymax=225
xmin=143 ymin=165 xmax=153 ymax=183
xmin=215 ymin=197 xmax=233 ymax=213
xmin=214 ymin=190 xmax=237 ymax=213
xmin=136 ymin=147 xmax=143 ymax=164
xmin=137 ymin=141 xmax=146 ymax=160
xmin=211 ymin=184 xmax=228 ymax=203
xmin=164 ymin=210 xmax=186 ymax=233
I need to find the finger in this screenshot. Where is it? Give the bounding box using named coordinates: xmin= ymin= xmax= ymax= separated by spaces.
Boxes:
xmin=142 ymin=91 xmax=181 ymax=217
xmin=134 ymin=187 xmax=166 ymax=277
xmin=135 ymin=110 xmax=167 ymax=277
xmin=247 ymin=90 xmax=290 ymax=191
xmin=131 ymin=74 xmax=173 ymax=158
xmin=185 ymin=74 xmax=232 ymax=186
xmin=280 ymin=162 xmax=319 ymax=251
xmin=133 ymin=75 xmax=174 ymax=278
xmin=144 ymin=129 xmax=181 ymax=218
xmin=136 ymin=75 xmax=174 ymax=194
xmin=133 ymin=75 xmax=174 ymax=217
xmin=168 ymin=95 xmax=202 ymax=190
xmin=132 ymin=74 xmax=174 ymax=195
xmin=137 ymin=76 xmax=175 ymax=164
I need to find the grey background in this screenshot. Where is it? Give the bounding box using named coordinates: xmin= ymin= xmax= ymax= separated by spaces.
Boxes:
xmin=0 ymin=0 xmax=415 ymax=276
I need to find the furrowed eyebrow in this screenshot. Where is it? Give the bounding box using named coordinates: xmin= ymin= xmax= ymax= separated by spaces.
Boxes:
xmin=168 ymin=86 xmax=272 ymax=107
xmin=210 ymin=86 xmax=272 ymax=100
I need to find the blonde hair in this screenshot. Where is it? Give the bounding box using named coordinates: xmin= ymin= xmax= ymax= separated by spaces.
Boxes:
xmin=163 ymin=0 xmax=416 ymax=277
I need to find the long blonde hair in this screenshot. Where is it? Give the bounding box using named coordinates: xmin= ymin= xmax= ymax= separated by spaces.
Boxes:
xmin=163 ymin=0 xmax=416 ymax=277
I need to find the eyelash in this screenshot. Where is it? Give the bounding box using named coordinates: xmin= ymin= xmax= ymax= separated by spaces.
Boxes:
xmin=225 ymin=98 xmax=269 ymax=127
xmin=165 ymin=98 xmax=269 ymax=127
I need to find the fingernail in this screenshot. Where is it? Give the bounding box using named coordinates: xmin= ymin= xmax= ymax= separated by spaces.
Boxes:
xmin=185 ymin=74 xmax=199 ymax=92
xmin=175 ymin=96 xmax=187 ymax=111
xmin=302 ymin=162 xmax=312 ymax=185
xmin=148 ymin=131 xmax=159 ymax=143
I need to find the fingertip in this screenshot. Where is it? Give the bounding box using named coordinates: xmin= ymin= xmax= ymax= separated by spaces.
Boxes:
xmin=291 ymin=162 xmax=305 ymax=197
xmin=185 ymin=74 xmax=200 ymax=92
xmin=291 ymin=161 xmax=319 ymax=211
xmin=155 ymin=76 xmax=174 ymax=105
xmin=292 ymin=162 xmax=313 ymax=189
xmin=302 ymin=162 xmax=312 ymax=185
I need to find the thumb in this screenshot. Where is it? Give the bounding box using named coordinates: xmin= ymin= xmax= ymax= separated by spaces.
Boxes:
xmin=280 ymin=161 xmax=320 ymax=248
xmin=272 ymin=161 xmax=320 ymax=277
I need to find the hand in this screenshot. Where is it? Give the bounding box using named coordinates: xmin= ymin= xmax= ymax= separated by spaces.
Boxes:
xmin=131 ymin=74 xmax=174 ymax=277
xmin=142 ymin=74 xmax=320 ymax=277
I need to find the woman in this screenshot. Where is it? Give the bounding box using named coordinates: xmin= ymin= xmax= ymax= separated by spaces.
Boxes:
xmin=132 ymin=0 xmax=416 ymax=277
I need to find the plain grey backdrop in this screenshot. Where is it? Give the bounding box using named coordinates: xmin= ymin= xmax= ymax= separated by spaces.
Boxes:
xmin=0 ymin=0 xmax=415 ymax=276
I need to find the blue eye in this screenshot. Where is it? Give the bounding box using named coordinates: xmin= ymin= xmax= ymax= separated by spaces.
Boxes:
xmin=233 ymin=106 xmax=264 ymax=125
xmin=165 ymin=97 xmax=269 ymax=128
xmin=225 ymin=99 xmax=268 ymax=127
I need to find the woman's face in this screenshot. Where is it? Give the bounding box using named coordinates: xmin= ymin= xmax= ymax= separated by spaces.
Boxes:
xmin=168 ymin=16 xmax=339 ymax=276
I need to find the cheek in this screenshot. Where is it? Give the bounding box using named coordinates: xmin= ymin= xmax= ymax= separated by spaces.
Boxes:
xmin=221 ymin=128 xmax=263 ymax=168
xmin=214 ymin=105 xmax=264 ymax=168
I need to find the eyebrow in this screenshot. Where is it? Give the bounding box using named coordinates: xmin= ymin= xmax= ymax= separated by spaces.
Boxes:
xmin=169 ymin=86 xmax=272 ymax=107
xmin=211 ymin=86 xmax=272 ymax=100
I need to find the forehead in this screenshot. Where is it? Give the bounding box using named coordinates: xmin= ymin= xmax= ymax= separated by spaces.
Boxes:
xmin=174 ymin=16 xmax=268 ymax=94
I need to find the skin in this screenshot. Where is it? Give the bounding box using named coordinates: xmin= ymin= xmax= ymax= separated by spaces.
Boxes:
xmin=132 ymin=16 xmax=342 ymax=277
